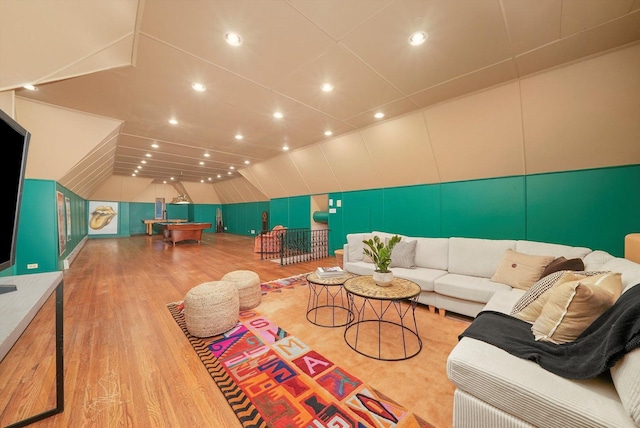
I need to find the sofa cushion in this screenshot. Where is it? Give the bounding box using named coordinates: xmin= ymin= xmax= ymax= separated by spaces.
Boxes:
xmin=411 ymin=237 xmax=449 ymax=270
xmin=490 ymin=249 xmax=555 ymax=290
xmin=515 ymin=240 xmax=592 ymax=259
xmin=390 ymin=267 xmax=446 ymax=292
xmin=583 ymin=250 xmax=615 ymax=271
xmin=346 ymin=233 xmax=368 ymax=262
xmin=448 ymin=237 xmax=516 ymax=278
xmin=611 ymin=347 xmax=640 ymax=425
xmin=540 ymin=256 xmax=585 ymax=278
xmin=531 ymin=272 xmax=622 ymax=343
xmin=447 ymin=337 xmax=636 ymax=428
xmin=389 ymin=239 xmax=417 ymax=268
xmin=435 ymin=273 xmax=512 ymax=304
xmin=600 ymin=258 xmax=640 ymax=292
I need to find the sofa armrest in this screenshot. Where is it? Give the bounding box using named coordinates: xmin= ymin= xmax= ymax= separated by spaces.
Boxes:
xmin=343 ymin=244 xmax=350 ymax=263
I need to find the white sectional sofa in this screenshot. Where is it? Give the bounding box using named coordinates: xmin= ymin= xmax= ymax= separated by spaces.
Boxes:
xmin=343 ymin=231 xmax=640 ymax=427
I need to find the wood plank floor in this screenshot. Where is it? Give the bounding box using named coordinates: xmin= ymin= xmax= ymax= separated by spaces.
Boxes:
xmin=0 ymin=233 xmax=329 ymax=428
xmin=1 ymin=232 xmax=469 ymax=428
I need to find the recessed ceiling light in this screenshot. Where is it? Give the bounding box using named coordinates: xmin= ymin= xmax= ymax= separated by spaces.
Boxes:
xmin=145 ymin=153 xmax=152 ymax=157
xmin=374 ymin=112 xmax=385 ymax=119
xmin=409 ymin=31 xmax=428 ymax=46
xmin=244 ymin=160 xmax=250 ymax=165
xmin=208 ymin=177 xmax=212 ymax=181
xmin=204 ymin=153 xmax=210 ymax=158
xmin=199 ymin=161 xmax=205 ymax=165
xmin=217 ymin=174 xmax=222 ymax=178
xmin=324 ymin=130 xmax=333 ymax=136
xmin=168 ymin=118 xmax=178 ymax=125
xmin=273 ymin=112 xmax=283 ymax=119
xmin=283 ymin=145 xmax=289 ymax=151
xmin=191 ymin=82 xmax=206 ymax=92
xmin=227 ymin=171 xmax=232 ymax=175
xmin=23 ymin=84 xmax=37 ymax=91
xmin=235 ymin=134 xmax=243 ymax=140
xmin=229 ymin=166 xmax=235 ymax=170
xmin=170 ymin=177 xmax=175 ymax=181
xmin=132 ymin=173 xmax=136 ymax=177
xmin=137 ymin=165 xmax=142 ymax=169
xmin=224 ymin=32 xmax=242 ymax=46
xmin=141 ymin=160 xmax=147 ymax=164
xmin=151 ymin=143 xmax=159 ymax=148
xmin=321 ymin=83 xmax=334 ymax=92
xmin=163 ymin=180 xmax=167 ymax=184
xmin=200 ymin=179 xmax=204 ymax=183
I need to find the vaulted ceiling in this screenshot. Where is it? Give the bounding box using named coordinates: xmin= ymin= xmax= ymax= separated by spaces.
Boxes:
xmin=2 ymin=0 xmax=640 ymax=192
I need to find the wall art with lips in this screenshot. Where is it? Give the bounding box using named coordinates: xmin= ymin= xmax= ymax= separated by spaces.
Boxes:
xmin=88 ymin=201 xmax=118 ymax=235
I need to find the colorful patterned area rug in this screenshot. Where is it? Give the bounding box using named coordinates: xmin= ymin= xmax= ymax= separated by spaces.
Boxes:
xmin=167 ymin=275 xmax=432 ymax=428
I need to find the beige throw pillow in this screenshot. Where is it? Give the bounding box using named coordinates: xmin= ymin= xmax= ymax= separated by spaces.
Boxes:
xmin=531 ymin=272 xmax=622 ymax=344
xmin=491 ymin=250 xmax=555 ymax=290
xmin=512 ymin=271 xmax=587 ymax=322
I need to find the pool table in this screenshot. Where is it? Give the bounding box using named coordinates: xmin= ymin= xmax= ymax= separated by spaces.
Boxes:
xmin=153 ymin=222 xmax=212 ymax=246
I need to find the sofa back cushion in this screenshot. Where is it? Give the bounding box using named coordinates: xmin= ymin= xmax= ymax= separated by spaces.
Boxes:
xmin=601 ymin=258 xmax=640 ymax=292
xmin=583 ymin=250 xmax=615 ymax=271
xmin=411 ymin=237 xmax=449 ymax=270
xmin=515 ymin=240 xmax=591 ymax=260
xmin=346 ymin=233 xmax=369 ymax=262
xmin=448 ymin=237 xmax=516 ymax=278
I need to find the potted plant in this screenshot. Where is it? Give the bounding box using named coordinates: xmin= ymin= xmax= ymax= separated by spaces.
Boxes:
xmin=362 ymin=234 xmax=401 ymax=286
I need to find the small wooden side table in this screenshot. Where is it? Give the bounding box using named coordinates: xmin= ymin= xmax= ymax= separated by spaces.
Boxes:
xmin=305 ymin=271 xmax=356 ymax=327
xmin=343 ymin=275 xmax=422 ymax=361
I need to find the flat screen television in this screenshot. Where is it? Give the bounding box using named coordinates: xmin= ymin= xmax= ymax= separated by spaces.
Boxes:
xmin=0 ymin=107 xmax=30 ymax=292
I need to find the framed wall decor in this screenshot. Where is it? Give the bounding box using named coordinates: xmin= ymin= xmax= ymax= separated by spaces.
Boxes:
xmin=88 ymin=201 xmax=118 ymax=235
xmin=65 ymin=197 xmax=71 ymax=241
xmin=57 ymin=191 xmax=66 ymax=255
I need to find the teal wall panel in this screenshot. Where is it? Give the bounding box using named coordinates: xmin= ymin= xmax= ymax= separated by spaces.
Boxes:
xmin=166 ymin=204 xmax=190 ymax=221
xmin=342 ymin=189 xmax=384 ymax=234
xmin=270 ymin=198 xmax=289 ymax=228
xmin=129 ymin=202 xmax=154 ymax=234
xmin=383 ymin=184 xmax=441 ymax=237
xmin=193 ymin=204 xmax=219 ymax=233
xmin=220 ymin=202 xmax=267 ymax=236
xmin=13 ymin=179 xmax=59 ymax=274
xmin=527 ymin=165 xmax=640 ymax=256
xmin=288 ymin=196 xmax=310 ymax=229
xmin=442 ymin=176 xmax=526 ymax=239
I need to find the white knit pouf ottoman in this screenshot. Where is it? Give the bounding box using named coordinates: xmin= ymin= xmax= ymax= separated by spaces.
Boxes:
xmin=183 ymin=281 xmax=239 ymax=338
xmin=221 ymin=270 xmax=262 ymax=310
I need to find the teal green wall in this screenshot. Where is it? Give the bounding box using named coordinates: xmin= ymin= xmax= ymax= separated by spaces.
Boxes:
xmin=6 ymin=180 xmax=87 ymax=276
xmin=221 ymin=201 xmax=268 ymax=236
xmin=270 ymin=196 xmax=311 ymax=230
xmin=6 ymin=164 xmax=639 ymax=277
xmin=330 ymin=165 xmax=640 ymax=257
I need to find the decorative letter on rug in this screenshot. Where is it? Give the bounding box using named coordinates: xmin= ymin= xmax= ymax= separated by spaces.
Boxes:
xmin=168 ymin=289 xmax=431 ymax=427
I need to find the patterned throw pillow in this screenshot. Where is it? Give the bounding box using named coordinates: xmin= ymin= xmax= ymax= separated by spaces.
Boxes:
xmin=491 ymin=249 xmax=555 ymax=290
xmin=389 ymin=240 xmax=417 ymax=269
xmin=532 ymin=272 xmax=622 ymax=343
xmin=511 ymin=271 xmax=610 ymax=322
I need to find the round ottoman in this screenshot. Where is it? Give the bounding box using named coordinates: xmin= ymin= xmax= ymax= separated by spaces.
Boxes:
xmin=221 ymin=270 xmax=262 ymax=310
xmin=184 ymin=281 xmax=239 ymax=338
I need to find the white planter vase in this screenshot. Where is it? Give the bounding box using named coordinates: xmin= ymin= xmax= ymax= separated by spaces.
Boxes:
xmin=373 ymin=271 xmax=394 ymax=287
